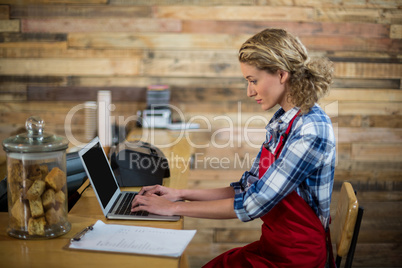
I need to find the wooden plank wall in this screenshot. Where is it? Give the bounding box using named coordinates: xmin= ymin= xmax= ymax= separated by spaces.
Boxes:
xmin=0 ymin=1 xmax=401 ymax=267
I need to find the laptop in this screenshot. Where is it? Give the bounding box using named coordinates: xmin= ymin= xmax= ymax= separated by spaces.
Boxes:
xmin=78 ymin=137 xmax=180 ymax=221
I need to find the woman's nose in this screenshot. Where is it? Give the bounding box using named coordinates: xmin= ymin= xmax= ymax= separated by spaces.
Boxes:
xmin=247 ymin=83 xmax=256 ymax=97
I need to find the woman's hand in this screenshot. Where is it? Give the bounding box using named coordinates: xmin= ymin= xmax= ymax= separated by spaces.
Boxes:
xmin=137 ymin=185 xmax=182 ymax=202
xmin=131 ymin=185 xmax=238 ymax=219
xmin=131 ymin=193 xmax=177 ymax=216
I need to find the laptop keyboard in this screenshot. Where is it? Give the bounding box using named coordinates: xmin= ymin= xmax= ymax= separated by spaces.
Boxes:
xmin=114 ymin=192 xmax=149 ymax=216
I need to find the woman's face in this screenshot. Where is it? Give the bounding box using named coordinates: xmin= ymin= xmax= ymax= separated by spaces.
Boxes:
xmin=240 ymin=63 xmax=293 ymax=112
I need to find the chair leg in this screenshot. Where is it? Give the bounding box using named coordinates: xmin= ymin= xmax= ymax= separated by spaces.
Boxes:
xmin=344 ymin=206 xmax=364 ymax=268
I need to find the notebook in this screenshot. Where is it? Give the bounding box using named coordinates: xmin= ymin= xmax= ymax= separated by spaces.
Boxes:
xmin=78 ymin=137 xmax=180 ymax=221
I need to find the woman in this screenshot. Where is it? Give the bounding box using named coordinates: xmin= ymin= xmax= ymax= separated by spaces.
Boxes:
xmin=132 ymin=28 xmax=336 ymax=267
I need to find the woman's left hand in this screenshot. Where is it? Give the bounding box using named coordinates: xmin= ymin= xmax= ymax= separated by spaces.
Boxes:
xmin=131 ymin=193 xmax=176 ymax=216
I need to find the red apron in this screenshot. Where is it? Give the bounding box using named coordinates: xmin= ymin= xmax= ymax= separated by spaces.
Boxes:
xmin=204 ymin=112 xmax=331 ymax=268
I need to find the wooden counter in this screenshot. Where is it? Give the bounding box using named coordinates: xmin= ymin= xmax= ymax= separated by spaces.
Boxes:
xmin=0 ymin=128 xmax=193 ymax=268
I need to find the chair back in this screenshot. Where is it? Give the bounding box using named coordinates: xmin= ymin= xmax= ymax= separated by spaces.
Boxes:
xmin=331 ymin=182 xmax=359 ymax=257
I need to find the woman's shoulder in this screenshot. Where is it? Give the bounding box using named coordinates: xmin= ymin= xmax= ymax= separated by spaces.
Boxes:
xmin=294 ymin=104 xmax=334 ymax=138
xmin=300 ymin=104 xmax=332 ymax=124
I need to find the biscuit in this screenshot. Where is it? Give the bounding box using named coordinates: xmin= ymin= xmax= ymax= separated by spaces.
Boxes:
xmin=8 ymin=160 xmax=23 ymax=184
xmin=20 ymin=178 xmax=34 ymax=200
xmin=29 ymin=198 xmax=44 ymax=218
xmin=10 ymin=199 xmax=30 ymax=229
xmin=45 ymin=207 xmax=65 ymax=225
xmin=54 ymin=190 xmax=66 ymax=204
xmin=28 ymin=217 xmax=46 ymax=236
xmin=9 ymin=181 xmax=22 ymax=205
xmin=26 ymin=179 xmax=46 ymax=200
xmin=42 ymin=189 xmax=56 ymax=210
xmin=40 ymin=165 xmax=49 ymax=179
xmin=45 ymin=167 xmax=66 ymax=191
xmin=26 ymin=164 xmax=42 ymax=181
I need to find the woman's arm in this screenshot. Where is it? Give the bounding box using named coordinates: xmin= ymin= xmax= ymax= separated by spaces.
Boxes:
xmin=132 ymin=194 xmax=238 ymax=219
xmin=174 ymin=198 xmax=237 ymax=219
xmin=180 ymin=186 xmax=235 ymax=201
xmin=132 ymin=186 xmax=237 ymax=219
xmin=137 ymin=185 xmax=235 ymax=202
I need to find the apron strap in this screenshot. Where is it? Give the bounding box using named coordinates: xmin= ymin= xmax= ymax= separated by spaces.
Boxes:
xmin=259 ymin=110 xmax=300 ymax=178
xmin=274 ymin=110 xmax=300 ymax=157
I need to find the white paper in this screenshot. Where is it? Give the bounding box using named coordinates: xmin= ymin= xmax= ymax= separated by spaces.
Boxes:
xmin=69 ymin=220 xmax=196 ymax=258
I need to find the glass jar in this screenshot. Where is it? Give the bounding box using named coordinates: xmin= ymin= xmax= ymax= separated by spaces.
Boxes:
xmin=2 ymin=116 xmax=71 ymax=239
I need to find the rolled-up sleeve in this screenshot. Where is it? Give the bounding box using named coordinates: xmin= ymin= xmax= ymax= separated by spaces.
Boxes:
xmin=230 ymin=148 xmax=261 ymax=222
xmin=231 ymin=172 xmax=258 ymax=222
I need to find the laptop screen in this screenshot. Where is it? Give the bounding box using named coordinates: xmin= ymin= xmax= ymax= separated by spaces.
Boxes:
xmin=81 ymin=141 xmax=118 ymax=208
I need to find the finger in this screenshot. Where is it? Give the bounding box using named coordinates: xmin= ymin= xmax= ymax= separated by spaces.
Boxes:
xmin=131 ymin=195 xmax=143 ymax=209
xmin=138 ymin=188 xmax=146 ymax=195
xmin=131 ymin=197 xmax=153 ymax=212
xmin=148 ymin=185 xmax=166 ymax=195
xmin=131 ymin=204 xmax=145 ymax=212
xmin=131 ymin=199 xmax=138 ymax=210
xmin=138 ymin=185 xmax=153 ymax=195
xmin=142 ymin=185 xmax=159 ymax=195
xmin=131 ymin=202 xmax=143 ymax=212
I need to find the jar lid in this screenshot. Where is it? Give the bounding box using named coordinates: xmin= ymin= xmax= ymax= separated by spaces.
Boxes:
xmin=2 ymin=116 xmax=69 ymax=153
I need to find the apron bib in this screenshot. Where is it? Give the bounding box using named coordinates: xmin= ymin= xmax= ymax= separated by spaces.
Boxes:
xmin=204 ymin=112 xmax=331 ymax=268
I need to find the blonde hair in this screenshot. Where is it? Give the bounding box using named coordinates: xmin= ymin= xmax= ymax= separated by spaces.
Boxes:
xmin=238 ymin=28 xmax=334 ymax=114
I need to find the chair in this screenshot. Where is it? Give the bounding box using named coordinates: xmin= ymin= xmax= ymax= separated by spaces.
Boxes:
xmin=331 ymin=182 xmax=364 ymax=268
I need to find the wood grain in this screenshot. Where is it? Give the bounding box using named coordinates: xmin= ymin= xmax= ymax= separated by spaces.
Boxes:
xmin=155 ymin=6 xmax=315 ymax=21
xmin=21 ymin=18 xmax=181 ymax=33
xmin=0 ymin=59 xmax=140 ymax=76
xmin=0 ymin=5 xmax=9 ymax=20
xmin=10 ymin=5 xmax=151 ymax=18
xmin=27 ymin=86 xmax=146 ymax=101
xmin=1 ymin=0 xmax=108 ymax=4
xmin=301 ymin=36 xmax=401 ymax=53
xmin=67 ymin=32 xmax=247 ymax=49
xmin=334 ymin=62 xmax=402 ymax=79
xmin=0 ymin=2 xmax=400 ymax=267
xmin=352 ymin=143 xmax=402 ymax=162
xmin=0 ymin=20 xmax=19 ymax=32
xmin=0 ymin=47 xmax=143 ymax=58
xmin=182 ymin=20 xmax=391 ymax=38
xmin=0 ymin=32 xmax=66 ymax=42
xmin=390 ymin=24 xmax=402 ymax=39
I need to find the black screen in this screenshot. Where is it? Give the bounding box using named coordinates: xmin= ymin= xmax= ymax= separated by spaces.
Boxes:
xmin=82 ymin=142 xmax=118 ymax=209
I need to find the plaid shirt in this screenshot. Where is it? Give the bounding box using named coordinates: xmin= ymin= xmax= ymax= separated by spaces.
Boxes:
xmin=231 ymin=104 xmax=336 ymax=229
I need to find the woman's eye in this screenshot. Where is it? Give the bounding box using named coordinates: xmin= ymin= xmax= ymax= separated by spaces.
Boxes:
xmin=250 ymin=80 xmax=257 ymax=85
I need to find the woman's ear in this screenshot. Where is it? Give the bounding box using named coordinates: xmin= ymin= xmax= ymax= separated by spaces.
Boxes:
xmin=278 ymin=70 xmax=289 ymax=84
